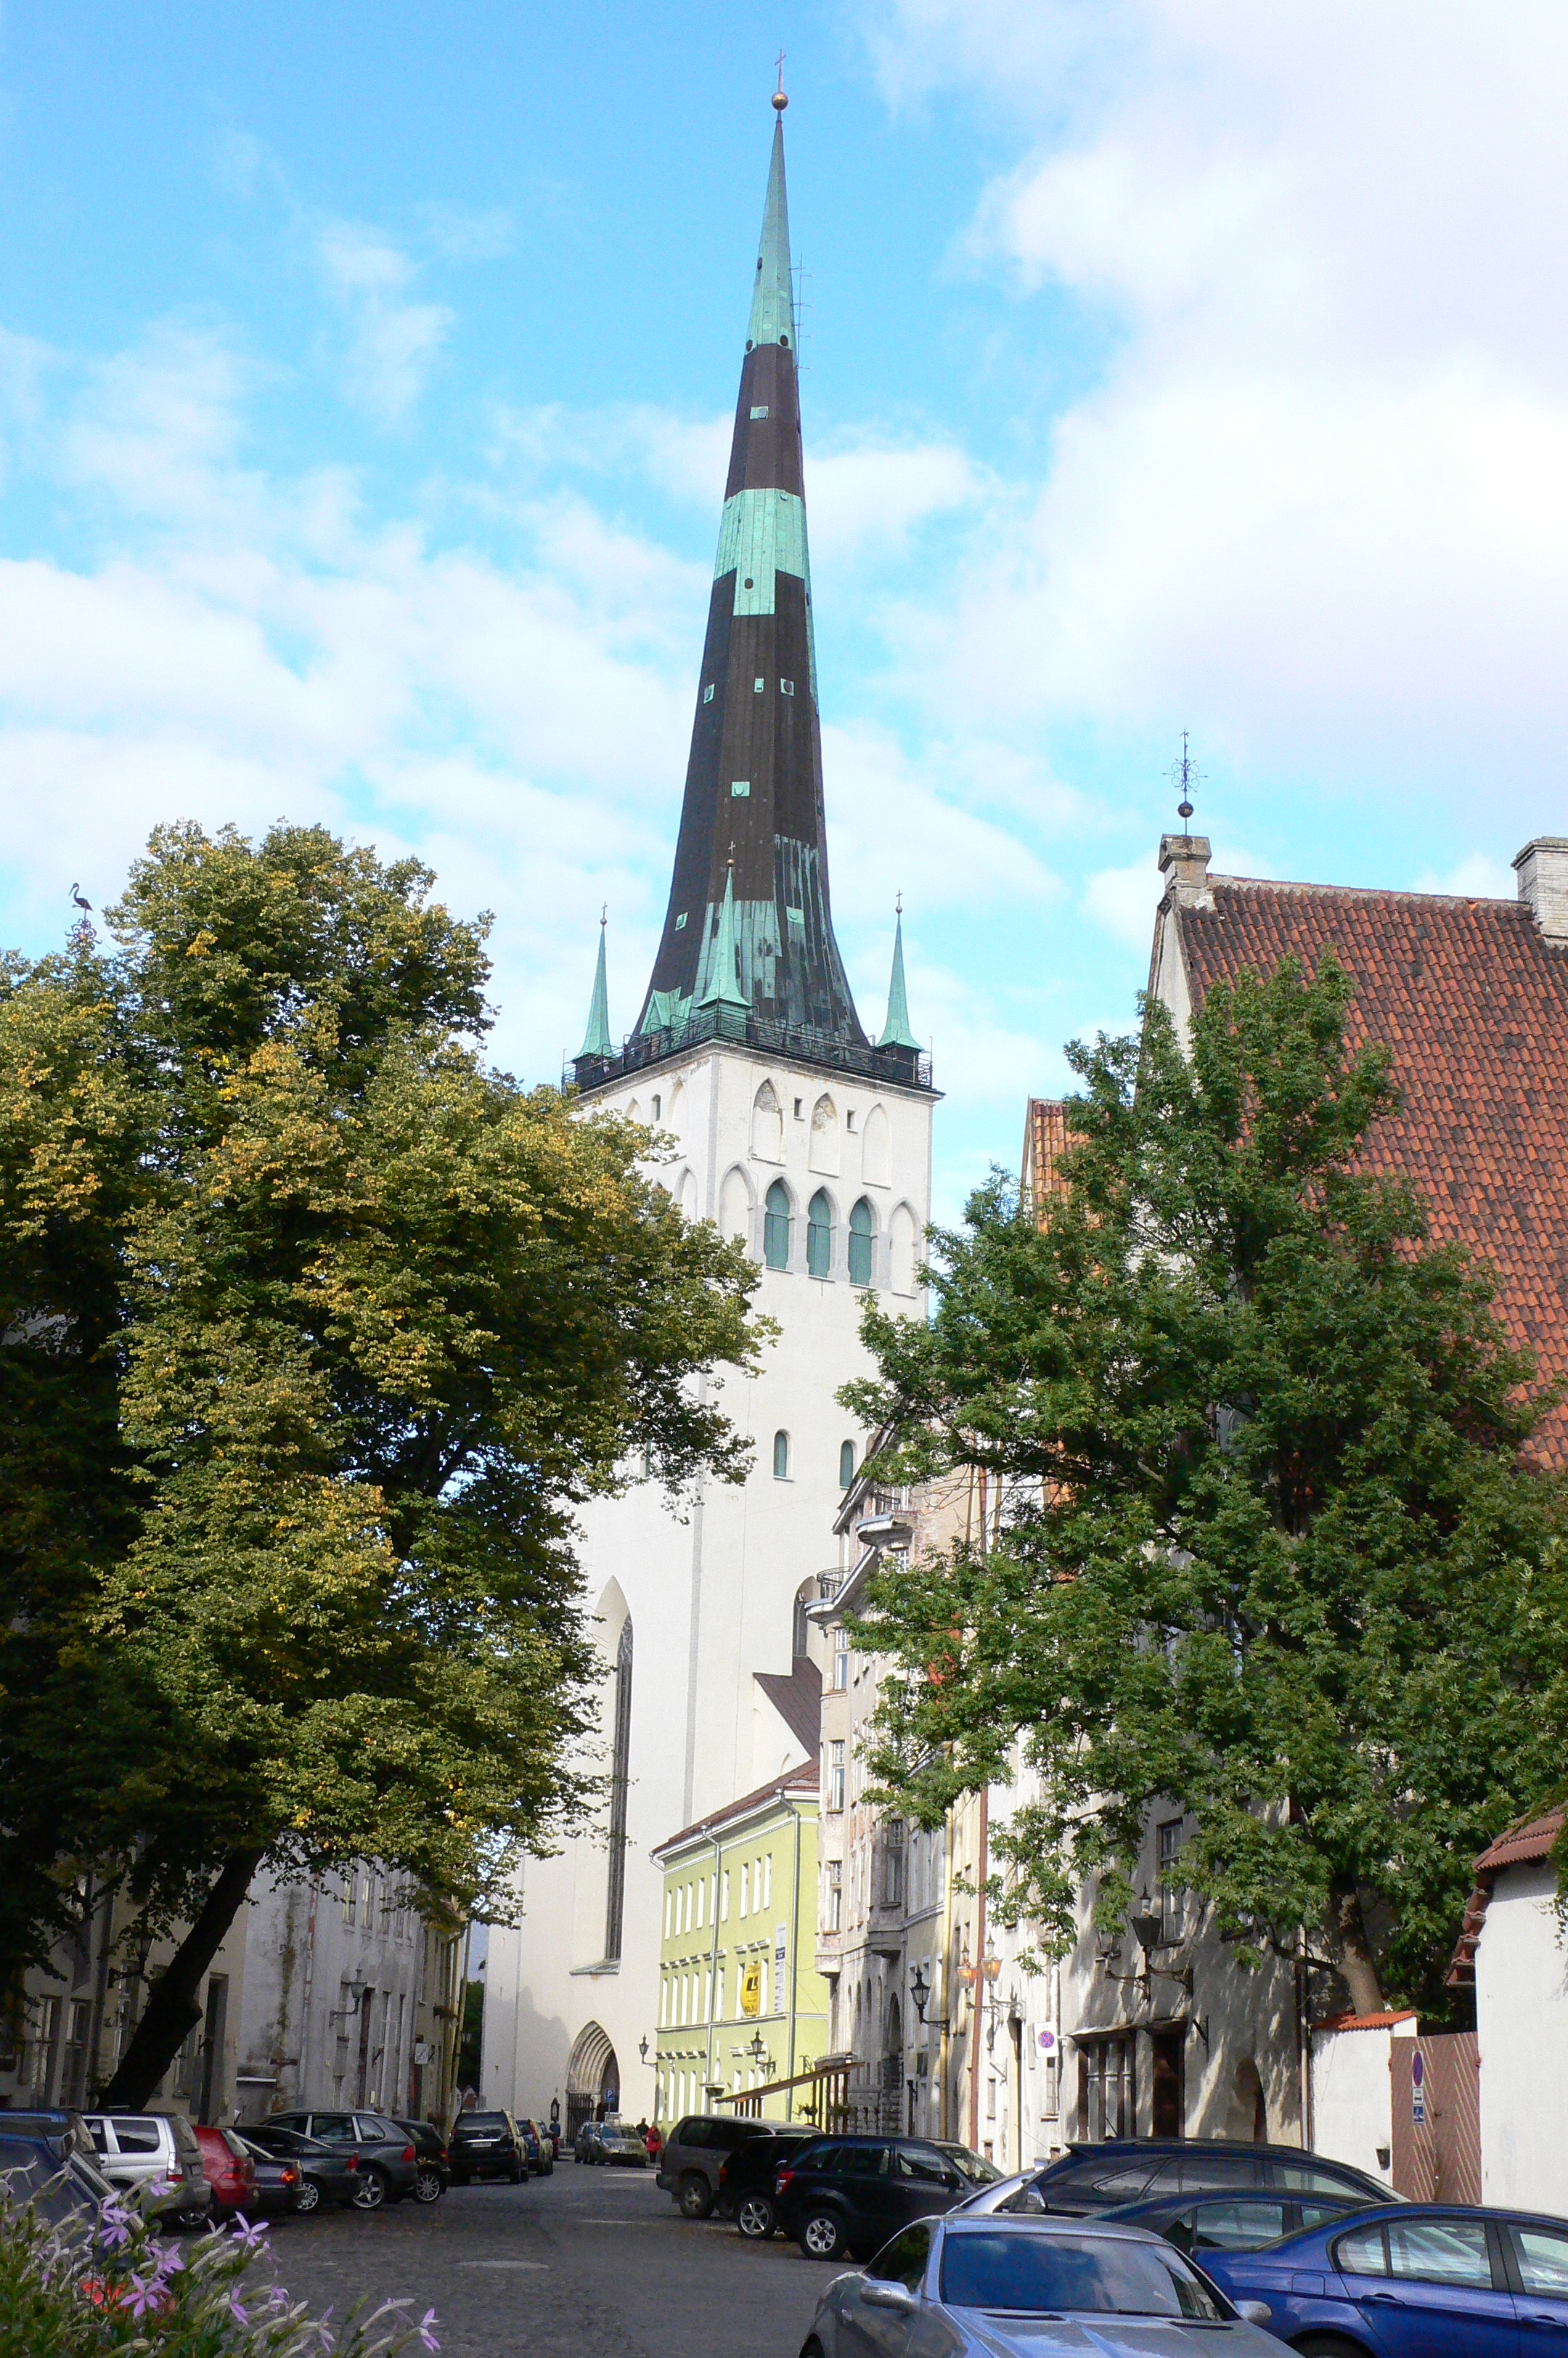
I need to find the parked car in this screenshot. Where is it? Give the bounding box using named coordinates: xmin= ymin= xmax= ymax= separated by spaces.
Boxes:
xmin=799 ymin=2211 xmax=1281 ymax=2356
xmin=242 ymin=2124 xmax=362 ymax=2214
xmin=517 ymin=2119 xmax=555 ymax=2177
xmin=597 ymin=2118 xmax=650 ymax=2168
xmin=0 ymin=2130 xmax=118 ymax=2227
xmin=233 ymin=2136 xmax=306 ymax=2220
xmin=775 ymin=2134 xmax=971 ymax=2262
xmin=192 ymin=2124 xmax=258 ymax=2222
xmin=81 ymin=2111 xmax=211 ymax=2227
xmin=573 ymin=2120 xmax=604 ymax=2165
xmin=447 ymin=2109 xmax=526 ymax=2184
xmin=394 ymin=2118 xmax=449 ymax=2204
xmin=962 ymin=2137 xmax=1396 ymax=2218
xmin=265 ymin=2111 xmax=420 ymax=2210
xmin=935 ymin=2142 xmax=1003 ymax=2187
xmin=717 ymin=2127 xmax=821 ymax=2239
xmin=0 ymin=2110 xmax=94 ymax=2164
xmin=1200 ymin=2200 xmax=1568 ymax=2353
xmin=656 ymin=2112 xmax=776 ymax=2219
xmin=1106 ymin=2181 xmax=1372 ymax=2256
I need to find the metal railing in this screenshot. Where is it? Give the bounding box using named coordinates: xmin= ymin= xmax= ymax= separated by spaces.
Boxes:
xmin=567 ymin=1005 xmax=933 ymax=1096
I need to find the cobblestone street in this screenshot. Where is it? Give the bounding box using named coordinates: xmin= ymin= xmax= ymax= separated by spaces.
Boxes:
xmin=262 ymin=2160 xmax=825 ymax=2358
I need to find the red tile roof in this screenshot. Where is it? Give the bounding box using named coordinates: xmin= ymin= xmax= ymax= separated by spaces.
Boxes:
xmin=1447 ymin=1806 xmax=1564 ymax=1987
xmin=1170 ymin=878 xmax=1568 ymax=1461
xmin=651 ymin=1760 xmax=818 ymax=1861
xmin=1312 ymin=2009 xmax=1418 ymax=2032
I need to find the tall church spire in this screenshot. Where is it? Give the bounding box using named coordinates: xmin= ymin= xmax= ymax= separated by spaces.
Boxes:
xmin=878 ymin=899 xmax=920 ymax=1053
xmin=633 ymin=97 xmax=865 ymax=1052
xmin=577 ymin=910 xmax=611 ymax=1061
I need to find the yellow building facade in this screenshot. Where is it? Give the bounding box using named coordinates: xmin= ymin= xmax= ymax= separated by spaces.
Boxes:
xmin=652 ymin=1763 xmax=829 ymax=2126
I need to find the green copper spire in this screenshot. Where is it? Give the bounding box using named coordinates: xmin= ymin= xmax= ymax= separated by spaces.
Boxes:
xmin=748 ymin=107 xmax=796 ymax=353
xmin=696 ymin=857 xmax=749 ymax=1011
xmin=878 ymin=899 xmax=920 ymax=1051
xmin=577 ymin=910 xmax=612 ymax=1060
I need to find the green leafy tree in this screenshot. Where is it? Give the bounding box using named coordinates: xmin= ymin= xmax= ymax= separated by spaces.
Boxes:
xmin=0 ymin=823 xmax=759 ymax=2102
xmin=846 ymin=956 xmax=1567 ymax=2018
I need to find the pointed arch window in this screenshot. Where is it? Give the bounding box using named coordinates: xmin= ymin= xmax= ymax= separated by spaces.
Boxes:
xmin=848 ymin=1198 xmax=874 ymax=1288
xmin=604 ymin=1616 xmax=634 ymax=1962
xmin=764 ymin=1180 xmax=791 ymax=1270
xmin=807 ymin=1189 xmax=833 ymax=1278
xmin=839 ymin=1439 xmax=856 ymax=1490
xmin=773 ymin=1430 xmax=791 ymax=1480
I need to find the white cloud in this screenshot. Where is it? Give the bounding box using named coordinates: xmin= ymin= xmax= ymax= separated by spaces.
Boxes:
xmin=1415 ymin=852 xmax=1516 ymax=900
xmin=807 ymin=439 xmax=985 ymax=562
xmin=1083 ymin=855 xmax=1161 ymax=950
xmin=317 ymin=223 xmax=452 ymax=427
xmin=853 ymin=1 xmax=1568 ymax=828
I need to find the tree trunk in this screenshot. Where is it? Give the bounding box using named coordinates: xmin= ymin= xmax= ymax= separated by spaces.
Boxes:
xmin=1330 ymin=1880 xmax=1386 ymax=2018
xmin=101 ymin=1848 xmax=264 ymax=2111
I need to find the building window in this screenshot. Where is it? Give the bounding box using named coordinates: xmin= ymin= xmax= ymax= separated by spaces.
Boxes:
xmin=773 ymin=1429 xmax=790 ymax=1480
xmin=793 ymin=1590 xmax=811 ymax=1660
xmin=740 ymin=1863 xmax=749 ymax=1918
xmin=881 ymin=1821 xmax=906 ymax=1909
xmin=1158 ymin=1819 xmax=1184 ymax=1944
xmin=754 ymin=677 xmax=765 ymax=692
xmin=827 ymin=1861 xmax=842 ymax=1931
xmin=1077 ymin=2035 xmax=1135 ymax=2141
xmin=839 ymin=1438 xmax=856 ymax=1488
xmin=604 ymin=1616 xmax=634 ymax=1961
xmin=807 ymin=1189 xmax=833 ymax=1277
xmin=651 ymin=1093 xmax=661 ymax=1120
xmin=764 ymin=1856 xmax=772 ymax=1908
xmin=721 ymin=1870 xmax=730 ymax=1920
xmin=780 ymin=677 xmax=794 ymax=696
xmin=833 ymin=1625 xmax=849 ymax=1689
xmin=848 ymin=1198 xmax=874 ymax=1287
xmin=703 ymin=682 xmax=715 ymax=703
xmin=764 ymin=1180 xmax=791 ymax=1269
xmin=828 ymin=1739 xmax=846 ymax=1813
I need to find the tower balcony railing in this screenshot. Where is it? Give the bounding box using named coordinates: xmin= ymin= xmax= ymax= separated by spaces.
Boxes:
xmin=566 ymin=1003 xmax=934 ymax=1096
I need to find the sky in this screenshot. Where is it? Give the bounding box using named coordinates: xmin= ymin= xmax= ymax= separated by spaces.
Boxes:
xmin=1 ymin=1 xmax=1566 ymax=1219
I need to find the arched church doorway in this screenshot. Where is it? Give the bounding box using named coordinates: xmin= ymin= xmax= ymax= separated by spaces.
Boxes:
xmin=565 ymin=2020 xmax=621 ymax=2143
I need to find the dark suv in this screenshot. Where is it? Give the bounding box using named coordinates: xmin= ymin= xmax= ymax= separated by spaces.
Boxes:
xmin=657 ymin=2113 xmax=776 ymax=2219
xmin=448 ymin=2109 xmax=526 ymax=2184
xmin=717 ymin=2126 xmax=821 ymax=2239
xmin=775 ymin=2134 xmax=969 ymax=2261
xmin=1004 ymin=2140 xmax=1393 ymax=2216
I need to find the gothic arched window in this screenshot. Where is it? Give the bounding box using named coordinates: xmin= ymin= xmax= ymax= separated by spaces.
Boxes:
xmin=807 ymin=1189 xmax=833 ymax=1278
xmin=839 ymin=1439 xmax=856 ymax=1490
xmin=764 ymin=1180 xmax=791 ymax=1270
xmin=848 ymin=1197 xmax=874 ymax=1287
xmin=773 ymin=1429 xmax=791 ymax=1480
xmin=604 ymin=1616 xmax=634 ymax=1962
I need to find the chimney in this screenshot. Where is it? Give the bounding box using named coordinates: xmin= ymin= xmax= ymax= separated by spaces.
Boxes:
xmin=1512 ymin=839 xmax=1568 ymax=941
xmin=1159 ymin=832 xmax=1214 ymax=910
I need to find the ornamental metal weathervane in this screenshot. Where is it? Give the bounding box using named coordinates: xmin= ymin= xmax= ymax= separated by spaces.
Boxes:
xmin=1170 ymin=732 xmax=1201 ymax=841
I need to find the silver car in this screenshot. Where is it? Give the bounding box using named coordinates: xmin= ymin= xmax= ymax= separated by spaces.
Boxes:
xmin=81 ymin=2111 xmax=211 ymax=2227
xmin=798 ymin=2212 xmax=1285 ymax=2357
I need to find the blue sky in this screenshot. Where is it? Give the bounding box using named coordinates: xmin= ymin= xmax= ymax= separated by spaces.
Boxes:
xmin=2 ymin=2 xmax=1566 ymax=1218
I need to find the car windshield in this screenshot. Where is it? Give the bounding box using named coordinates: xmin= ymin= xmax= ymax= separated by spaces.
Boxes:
xmin=460 ymin=2114 xmax=510 ymax=2131
xmin=940 ymin=2230 xmax=1230 ymax=2320
xmin=942 ymin=2146 xmax=1003 ymax=2184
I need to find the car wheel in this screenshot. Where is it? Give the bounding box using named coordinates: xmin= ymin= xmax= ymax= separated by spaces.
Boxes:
xmin=678 ymin=2172 xmax=714 ymax=2220
xmin=800 ymin=2209 xmax=846 ymax=2261
xmin=293 ymin=2178 xmax=322 ymax=2216
xmin=735 ymin=2192 xmax=775 ymax=2240
xmin=509 ymin=2163 xmax=525 ymax=2184
xmin=413 ymin=2166 xmax=444 ymax=2205
xmin=351 ymin=2167 xmax=389 ymax=2212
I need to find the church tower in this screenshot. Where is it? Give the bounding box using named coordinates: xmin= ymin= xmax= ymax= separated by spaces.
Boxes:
xmin=483 ymin=93 xmax=937 ymax=2137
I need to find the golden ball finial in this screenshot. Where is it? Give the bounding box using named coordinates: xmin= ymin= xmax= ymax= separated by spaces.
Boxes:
xmin=772 ymin=86 xmax=788 ymax=111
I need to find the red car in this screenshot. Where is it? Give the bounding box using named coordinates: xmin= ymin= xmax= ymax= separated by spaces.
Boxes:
xmin=192 ymin=2124 xmax=258 ymax=2221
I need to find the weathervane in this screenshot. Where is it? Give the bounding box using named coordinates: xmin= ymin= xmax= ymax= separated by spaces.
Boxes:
xmin=1170 ymin=732 xmax=1201 ymax=843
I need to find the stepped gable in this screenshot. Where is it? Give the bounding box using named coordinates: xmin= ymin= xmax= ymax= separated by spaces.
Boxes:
xmin=1167 ymin=868 xmax=1568 ymax=1462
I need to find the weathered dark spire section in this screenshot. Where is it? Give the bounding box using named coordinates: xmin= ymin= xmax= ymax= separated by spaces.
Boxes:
xmin=632 ymin=105 xmax=866 ymax=1052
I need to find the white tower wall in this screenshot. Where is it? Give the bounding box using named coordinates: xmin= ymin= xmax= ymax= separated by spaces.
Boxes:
xmin=483 ymin=1039 xmax=934 ymax=2127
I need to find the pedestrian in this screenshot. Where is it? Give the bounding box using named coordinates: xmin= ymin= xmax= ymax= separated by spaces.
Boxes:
xmin=645 ymin=2120 xmax=662 ymax=2163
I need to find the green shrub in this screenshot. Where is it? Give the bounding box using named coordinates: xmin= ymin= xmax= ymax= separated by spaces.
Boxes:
xmin=0 ymin=2177 xmax=438 ymax=2356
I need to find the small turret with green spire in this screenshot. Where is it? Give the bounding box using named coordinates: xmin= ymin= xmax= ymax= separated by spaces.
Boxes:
xmin=576 ymin=908 xmax=613 ymax=1063
xmin=878 ymin=896 xmax=920 ymax=1052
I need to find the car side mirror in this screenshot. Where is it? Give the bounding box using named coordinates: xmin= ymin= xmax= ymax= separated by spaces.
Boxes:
xmin=861 ymin=2282 xmax=916 ymax=2312
xmin=1236 ymin=2301 xmax=1272 ymax=2328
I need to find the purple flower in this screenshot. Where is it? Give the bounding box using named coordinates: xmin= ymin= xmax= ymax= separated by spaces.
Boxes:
xmin=229 ymin=2211 xmax=269 ymax=2253
xmin=126 ymin=2271 xmax=167 ymax=2320
xmin=97 ymin=2200 xmax=134 ymax=2251
xmin=229 ymin=2291 xmax=250 ymax=2325
xmin=417 ymin=2306 xmax=441 ymax=2353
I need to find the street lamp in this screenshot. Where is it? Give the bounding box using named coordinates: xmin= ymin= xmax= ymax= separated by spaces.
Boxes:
xmin=639 ymin=2035 xmax=650 ymax=2064
xmin=909 ymin=1959 xmax=946 ymax=2031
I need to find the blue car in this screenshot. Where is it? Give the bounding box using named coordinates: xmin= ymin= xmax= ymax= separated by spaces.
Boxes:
xmin=1201 ymin=2200 xmax=1568 ymax=2354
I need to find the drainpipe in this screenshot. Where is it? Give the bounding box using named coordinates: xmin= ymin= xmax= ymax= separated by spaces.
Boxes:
xmin=703 ymin=1830 xmax=723 ymax=2102
xmin=939 ymin=1805 xmax=955 ymax=2141
xmin=299 ymin=1877 xmax=319 ymax=2108
xmin=785 ymin=1804 xmax=802 ymax=2121
xmin=969 ymin=1785 xmax=989 ymax=2152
